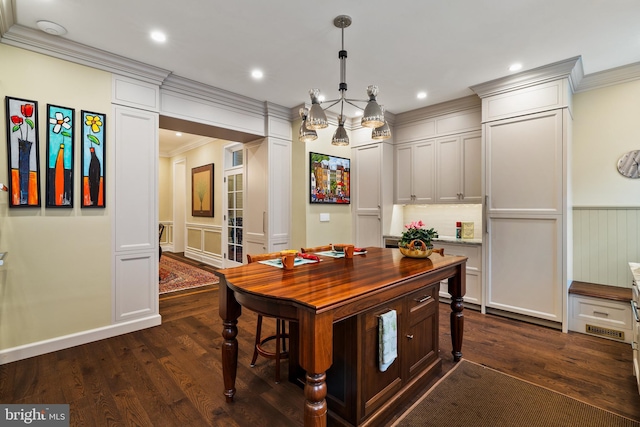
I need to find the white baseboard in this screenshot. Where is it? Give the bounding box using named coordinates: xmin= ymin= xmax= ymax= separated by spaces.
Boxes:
xmin=0 ymin=314 xmax=161 ymax=365
xmin=184 ymin=248 xmax=223 ymax=268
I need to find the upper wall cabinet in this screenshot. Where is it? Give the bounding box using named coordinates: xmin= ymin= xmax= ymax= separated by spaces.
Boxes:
xmin=393 ymin=97 xmax=482 ymax=205
xmin=395 ymin=139 xmax=436 ymax=204
xmin=435 ymin=131 xmax=482 ymax=203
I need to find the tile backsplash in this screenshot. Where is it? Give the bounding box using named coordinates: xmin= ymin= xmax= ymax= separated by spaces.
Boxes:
xmin=389 ymin=204 xmax=483 ymax=240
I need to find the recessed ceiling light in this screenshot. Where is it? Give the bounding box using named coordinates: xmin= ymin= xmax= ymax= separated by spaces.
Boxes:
xmin=150 ymin=31 xmax=167 ymax=43
xmin=36 ymin=20 xmax=67 ymax=36
xmin=251 ymin=69 xmax=264 ymax=79
xmin=354 ymin=110 xmax=363 ymax=116
xmin=175 ymin=132 xmax=182 ymax=137
xmin=318 ymin=95 xmax=326 ymax=102
xmin=509 ymin=63 xmax=522 ymax=72
xmin=417 ymin=91 xmax=427 ymax=100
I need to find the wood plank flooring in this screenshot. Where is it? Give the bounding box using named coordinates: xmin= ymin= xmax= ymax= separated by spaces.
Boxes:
xmin=1 ymin=259 xmax=638 ymax=426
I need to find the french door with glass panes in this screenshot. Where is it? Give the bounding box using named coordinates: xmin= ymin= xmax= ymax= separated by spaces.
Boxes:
xmin=225 ymin=168 xmax=243 ymax=267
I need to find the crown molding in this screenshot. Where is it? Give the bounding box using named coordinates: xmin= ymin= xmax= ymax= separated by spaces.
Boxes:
xmin=160 ymin=74 xmax=268 ymax=118
xmin=394 ymin=95 xmax=481 ymax=126
xmin=0 ymin=0 xmax=14 ymax=35
xmin=577 ymin=61 xmax=640 ymax=92
xmin=470 ymin=56 xmax=584 ymax=98
xmin=1 ymin=24 xmax=171 ymax=85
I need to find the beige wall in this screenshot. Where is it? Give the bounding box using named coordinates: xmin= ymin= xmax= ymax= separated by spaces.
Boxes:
xmin=158 ymin=138 xmax=227 ymax=254
xmin=0 ymin=44 xmax=112 ymax=349
xmin=573 ymin=79 xmax=640 ymax=207
xmin=292 ymin=120 xmax=353 ymax=250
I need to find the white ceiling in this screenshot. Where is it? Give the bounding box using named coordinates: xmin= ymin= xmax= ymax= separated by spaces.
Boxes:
xmin=6 ymin=1 xmax=640 ymax=139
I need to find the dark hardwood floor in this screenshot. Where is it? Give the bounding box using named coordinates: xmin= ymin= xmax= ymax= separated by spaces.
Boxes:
xmin=1 ymin=256 xmax=638 ymax=426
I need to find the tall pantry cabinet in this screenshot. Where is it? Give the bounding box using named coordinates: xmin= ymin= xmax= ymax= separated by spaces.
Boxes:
xmin=471 ymin=57 xmax=582 ymax=331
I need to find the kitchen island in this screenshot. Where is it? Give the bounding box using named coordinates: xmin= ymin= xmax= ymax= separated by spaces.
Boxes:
xmin=217 ymin=247 xmax=467 ymax=427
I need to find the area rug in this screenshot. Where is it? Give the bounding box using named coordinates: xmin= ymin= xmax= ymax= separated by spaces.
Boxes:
xmin=159 ymin=256 xmax=219 ymax=294
xmin=392 ymin=359 xmax=640 ymax=427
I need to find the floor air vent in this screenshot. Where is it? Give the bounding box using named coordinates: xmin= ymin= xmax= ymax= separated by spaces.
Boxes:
xmin=586 ymin=324 xmax=624 ymax=341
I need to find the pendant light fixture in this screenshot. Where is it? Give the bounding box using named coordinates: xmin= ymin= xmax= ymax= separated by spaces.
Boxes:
xmin=299 ymin=15 xmax=391 ymax=145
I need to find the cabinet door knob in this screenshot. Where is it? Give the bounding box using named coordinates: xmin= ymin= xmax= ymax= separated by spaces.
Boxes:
xmin=406 ymin=334 xmax=414 ymax=340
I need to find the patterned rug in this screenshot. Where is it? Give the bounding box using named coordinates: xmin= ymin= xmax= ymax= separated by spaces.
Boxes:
xmin=159 ymin=255 xmax=219 ymax=294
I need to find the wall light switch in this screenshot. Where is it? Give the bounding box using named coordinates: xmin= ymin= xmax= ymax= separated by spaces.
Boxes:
xmin=320 ymin=213 xmax=330 ymax=222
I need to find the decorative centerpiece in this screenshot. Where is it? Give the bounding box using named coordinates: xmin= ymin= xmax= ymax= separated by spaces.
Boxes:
xmin=398 ymin=221 xmax=438 ymax=258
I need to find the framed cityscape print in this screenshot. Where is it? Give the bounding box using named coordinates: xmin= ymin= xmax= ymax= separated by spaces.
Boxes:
xmin=309 ymin=152 xmax=350 ymax=204
xmin=5 ymin=96 xmax=41 ymax=207
xmin=46 ymin=104 xmax=75 ymax=207
xmin=81 ymin=110 xmax=105 ymax=208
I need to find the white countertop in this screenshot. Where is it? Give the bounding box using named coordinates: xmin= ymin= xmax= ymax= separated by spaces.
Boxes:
xmin=384 ymin=235 xmax=482 ymax=246
xmin=628 ymin=262 xmax=640 ymax=283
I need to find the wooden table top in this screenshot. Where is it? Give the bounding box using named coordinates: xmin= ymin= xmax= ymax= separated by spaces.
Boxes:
xmin=217 ymin=247 xmax=466 ymax=316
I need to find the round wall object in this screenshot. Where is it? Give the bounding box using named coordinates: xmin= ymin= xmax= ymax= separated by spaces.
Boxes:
xmin=36 ymin=20 xmax=67 ymax=36
xmin=617 ymin=150 xmax=640 ymax=178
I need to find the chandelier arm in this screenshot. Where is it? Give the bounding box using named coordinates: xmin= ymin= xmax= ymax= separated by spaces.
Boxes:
xmin=343 ymin=100 xmax=366 ymax=111
xmin=321 ymin=99 xmax=343 ymax=111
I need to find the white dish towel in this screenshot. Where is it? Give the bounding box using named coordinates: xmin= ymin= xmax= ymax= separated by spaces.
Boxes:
xmin=378 ymin=309 xmax=398 ymax=372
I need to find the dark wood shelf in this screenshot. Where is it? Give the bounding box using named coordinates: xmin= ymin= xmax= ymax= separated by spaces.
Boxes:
xmin=569 ymin=281 xmax=632 ymax=302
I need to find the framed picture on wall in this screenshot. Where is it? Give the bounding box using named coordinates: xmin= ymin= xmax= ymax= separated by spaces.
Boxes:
xmin=81 ymin=110 xmax=106 ymax=208
xmin=46 ymin=104 xmax=75 ymax=207
xmin=192 ymin=163 xmax=214 ymax=217
xmin=309 ymin=152 xmax=350 ymax=204
xmin=5 ymin=96 xmax=41 ymax=207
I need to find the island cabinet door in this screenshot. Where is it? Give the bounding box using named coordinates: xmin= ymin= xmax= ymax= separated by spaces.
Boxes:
xmin=404 ymin=284 xmax=439 ymax=379
xmin=360 ymin=298 xmax=405 ymax=420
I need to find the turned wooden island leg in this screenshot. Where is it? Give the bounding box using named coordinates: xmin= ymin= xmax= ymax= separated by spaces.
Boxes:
xmin=218 ymin=277 xmax=242 ymax=402
xmin=448 ymin=262 xmax=466 ymax=362
xmin=299 ymin=311 xmax=333 ymax=427
xmin=304 ymin=373 xmax=328 ymax=426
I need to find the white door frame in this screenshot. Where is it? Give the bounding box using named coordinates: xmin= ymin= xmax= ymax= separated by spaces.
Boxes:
xmin=222 ymin=143 xmax=244 ymax=267
xmin=172 ymin=158 xmax=187 ymax=253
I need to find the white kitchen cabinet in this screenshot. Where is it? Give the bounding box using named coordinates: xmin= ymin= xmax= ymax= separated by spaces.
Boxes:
xmin=394 ymin=139 xmax=435 ymax=204
xmin=471 ymin=57 xmax=579 ymax=331
xmin=435 ymin=132 xmax=482 ymax=204
xmin=437 ymin=242 xmax=482 ymax=307
xmin=352 ymin=141 xmax=394 ymax=247
xmin=244 ymin=137 xmax=291 ymax=257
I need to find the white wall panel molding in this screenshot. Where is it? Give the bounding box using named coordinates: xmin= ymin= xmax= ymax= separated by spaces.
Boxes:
xmin=1 ymin=24 xmax=171 ymax=85
xmin=112 ymin=75 xmax=160 ymax=112
xmin=265 ymin=103 xmax=293 ymax=140
xmin=573 ymin=207 xmax=640 ymax=288
xmin=113 ymin=253 xmax=158 ymax=322
xmin=113 ymin=106 xmax=158 ymax=253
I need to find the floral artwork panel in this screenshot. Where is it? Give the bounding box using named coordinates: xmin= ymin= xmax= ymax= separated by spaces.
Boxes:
xmin=46 ymin=104 xmax=75 ymax=207
xmin=81 ymin=110 xmax=105 ymax=208
xmin=5 ymin=96 xmax=41 ymax=207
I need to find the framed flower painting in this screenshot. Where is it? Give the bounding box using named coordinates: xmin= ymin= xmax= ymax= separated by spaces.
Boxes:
xmin=81 ymin=110 xmax=105 ymax=208
xmin=46 ymin=104 xmax=75 ymax=207
xmin=5 ymin=96 xmax=41 ymax=207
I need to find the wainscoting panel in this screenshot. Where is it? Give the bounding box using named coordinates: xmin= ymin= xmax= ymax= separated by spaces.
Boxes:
xmin=184 ymin=223 xmax=223 ymax=268
xmin=573 ymin=208 xmax=640 ymax=288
